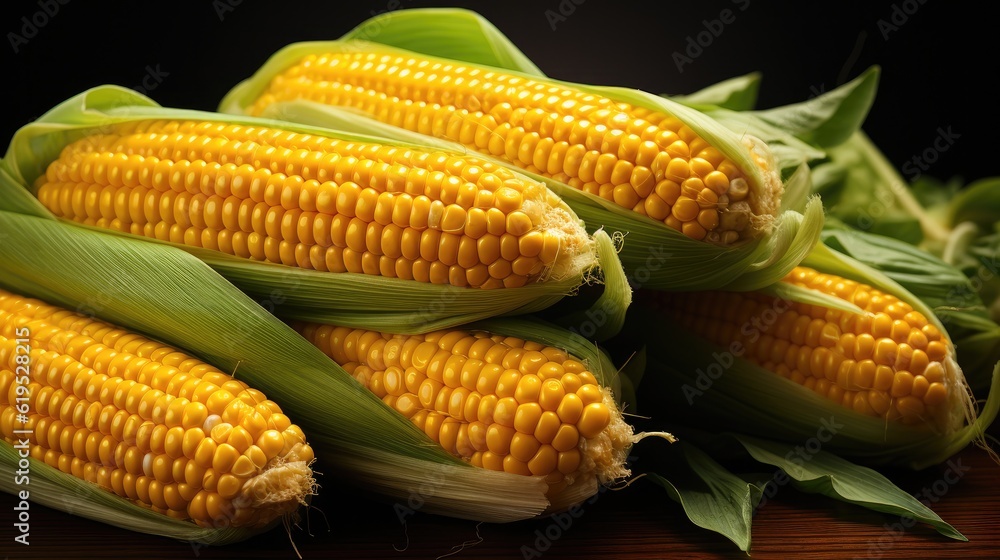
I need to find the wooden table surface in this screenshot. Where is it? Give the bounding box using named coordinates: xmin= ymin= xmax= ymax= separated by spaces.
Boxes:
xmin=3 ymin=433 xmax=998 ymax=560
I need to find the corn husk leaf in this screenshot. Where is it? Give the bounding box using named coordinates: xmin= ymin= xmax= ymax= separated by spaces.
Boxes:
xmin=643 ymin=428 xmax=967 ymax=552
xmin=813 ymin=130 xmax=951 ymax=247
xmin=756 ymin=280 xmax=864 ymax=317
xmin=219 ymin=11 xmax=826 ymax=293
xmin=0 ymin=209 xmax=563 ymax=528
xmin=947 ymin=177 xmax=1000 ymax=231
xmin=671 ymin=67 xmax=879 ymax=173
xmin=339 ymin=6 xmax=544 ymax=76
xmin=725 ymin=434 xmax=964 ymax=540
xmin=537 ymin=228 xmax=633 ymax=343
xmin=750 ymin=66 xmax=880 ymax=149
xmin=964 ymin=232 xmax=1000 ymax=322
xmin=0 ymin=86 xmax=628 ymax=335
xmin=705 ymin=110 xmax=826 ymax=172
xmin=668 ymin=72 xmax=762 ymax=112
xmin=645 ymin=442 xmax=763 ymax=552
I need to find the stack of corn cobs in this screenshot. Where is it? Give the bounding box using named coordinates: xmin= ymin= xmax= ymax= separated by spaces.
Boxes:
xmin=1 ymin=7 xmax=998 ymax=553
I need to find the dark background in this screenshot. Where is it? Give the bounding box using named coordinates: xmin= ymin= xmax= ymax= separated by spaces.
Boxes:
xmin=0 ymin=1 xmax=996 ymax=185
xmin=2 ymin=3 xmax=1000 ymax=557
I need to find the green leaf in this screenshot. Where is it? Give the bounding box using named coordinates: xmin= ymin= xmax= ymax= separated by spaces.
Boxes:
xmin=646 ymin=442 xmax=763 ymax=552
xmin=670 ymin=72 xmax=762 ymax=111
xmin=340 ymin=7 xmax=545 ymax=76
xmin=818 ymin=130 xmax=952 ymax=246
xmin=778 ymin=162 xmax=814 ymax=214
xmin=728 ymin=434 xmax=966 ymax=541
xmin=702 ymin=108 xmax=826 ymax=170
xmin=753 ymin=66 xmax=880 ymax=148
xmin=948 ymin=177 xmax=1000 ymax=231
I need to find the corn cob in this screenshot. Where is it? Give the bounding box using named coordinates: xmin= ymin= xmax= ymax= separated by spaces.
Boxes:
xmin=294 ymin=321 xmax=639 ymax=499
xmin=643 ymin=266 xmax=965 ymax=431
xmin=241 ymin=48 xmax=782 ymax=246
xmin=0 ymin=288 xmax=315 ymax=529
xmin=32 ymin=119 xmax=593 ymax=290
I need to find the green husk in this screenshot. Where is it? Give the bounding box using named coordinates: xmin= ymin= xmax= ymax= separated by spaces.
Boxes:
xmin=678 ymin=66 xmax=879 ymax=172
xmin=338 ymin=6 xmax=544 ymax=76
xmin=646 ymin=443 xmax=763 ymax=552
xmin=729 ymin=434 xmax=964 ymax=541
xmin=747 ymin=67 xmax=880 ymax=150
xmin=630 ymin=241 xmax=999 ymax=470
xmin=0 ymin=85 xmax=629 ymax=335
xmin=219 ymin=8 xmax=826 ymax=292
xmin=668 ymin=72 xmax=762 ymax=112
xmin=643 ymin=430 xmax=967 ymax=552
xmin=0 ymin=209 xmax=564 ymax=532
xmin=813 ymin=130 xmax=948 ymax=247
